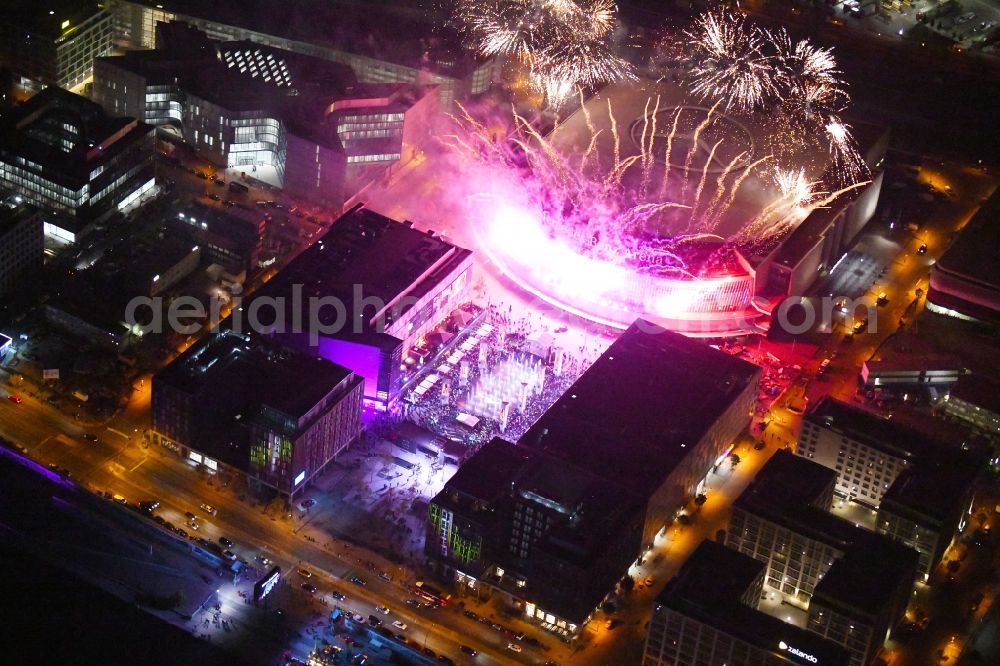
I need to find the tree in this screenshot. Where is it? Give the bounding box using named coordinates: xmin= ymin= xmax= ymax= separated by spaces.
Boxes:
xmin=620 ymin=575 xmax=635 ymax=592
xmin=695 ymin=494 xmax=708 ymax=507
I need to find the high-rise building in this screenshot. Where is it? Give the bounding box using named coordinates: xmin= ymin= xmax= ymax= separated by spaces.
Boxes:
xmin=152 ymin=330 xmax=364 ymax=497
xmin=0 ymin=199 xmax=44 ymax=297
xmin=0 ymin=87 xmax=154 ymax=241
xmin=0 ymin=1 xmax=113 ymax=91
xmin=644 ymin=539 xmax=851 ymax=666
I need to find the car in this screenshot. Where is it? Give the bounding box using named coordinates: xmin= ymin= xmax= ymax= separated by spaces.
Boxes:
xmin=330 ymin=590 xmax=346 ymax=601
xmin=460 ymin=645 xmax=478 ymax=656
xmin=82 ymin=433 xmax=99 ymax=442
xmin=406 ymin=599 xmax=423 ymax=609
xmin=177 ymin=529 xmax=189 ymax=539
xmin=200 ymin=503 xmax=218 ymax=516
xmin=187 ymin=521 xmax=200 ymax=530
xmin=196 ymin=171 xmax=208 ymax=179
xmin=301 ymin=583 xmax=317 ymax=594
xmin=876 ymin=292 xmax=888 ymax=305
xmin=375 ymin=605 xmax=390 ymax=615
xmin=917 ymin=243 xmax=928 ymax=254
xmin=378 ymin=571 xmax=392 ymax=582
xmin=438 ymin=657 xmax=454 ymax=665
xmin=300 ymin=498 xmax=316 ymax=509
xmin=818 ymin=358 xmax=832 ymax=374
xmin=112 ymin=494 xmax=127 ymax=504
xmin=507 ymin=643 xmax=522 ymax=653
xmin=154 ymin=515 xmax=166 ymax=525
xmin=185 ymin=511 xmax=198 ymax=521
xmin=368 ymin=615 xmax=382 ymax=626
xmin=852 ymin=320 xmax=867 ymax=334
xmin=213 ymin=179 xmax=226 ymax=187
xmin=349 ymin=575 xmax=366 ymax=586
xmin=208 ymin=193 xmax=222 ymax=202
xmin=422 ymin=648 xmax=436 ymax=657
xmin=139 ymin=500 xmax=160 ymax=513
xmin=8 ymin=394 xmax=22 ymax=404
xmin=221 ymin=550 xmax=236 ymax=561
xmin=462 ymin=609 xmax=479 ymax=619
xmin=298 ymin=568 xmax=313 ymax=578
xmin=219 ymin=536 xmax=234 ymax=548
xmin=392 ymin=620 xmax=408 ymax=631
xmin=256 ymin=554 xmax=272 ymax=566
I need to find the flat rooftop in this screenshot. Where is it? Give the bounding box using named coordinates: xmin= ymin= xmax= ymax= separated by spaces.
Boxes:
xmin=950 ymin=373 xmax=1000 ymax=415
xmin=806 ymin=396 xmax=943 ymax=460
xmin=155 ymin=329 xmax=353 ymax=419
xmin=520 ymin=321 xmax=760 ymax=497
xmin=124 ymin=0 xmax=484 ymax=77
xmin=437 ymin=437 xmax=529 ymax=505
xmin=813 ymin=536 xmax=918 ymax=619
xmin=0 ymin=201 xmax=41 ymax=237
xmin=934 ymin=189 xmax=1000 ymax=292
xmin=658 ymin=540 xmax=852 ymax=666
xmin=881 ymin=451 xmax=982 ymax=525
xmin=251 ymin=204 xmax=472 ymax=334
xmin=747 ymin=449 xmax=837 ymax=507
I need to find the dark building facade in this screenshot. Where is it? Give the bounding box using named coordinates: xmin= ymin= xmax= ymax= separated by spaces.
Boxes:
xmin=152 ymin=330 xmax=364 ymax=497
xmin=0 ymin=200 xmax=44 ymax=297
xmin=0 ymin=87 xmax=154 ymax=240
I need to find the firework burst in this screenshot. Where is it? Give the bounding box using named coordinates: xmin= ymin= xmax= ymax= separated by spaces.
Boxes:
xmin=455 ymin=0 xmax=634 ymax=105
xmin=684 ymin=9 xmax=780 ymax=113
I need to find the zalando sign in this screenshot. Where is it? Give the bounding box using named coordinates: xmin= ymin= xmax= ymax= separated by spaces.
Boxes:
xmin=778 ymin=641 xmax=819 ymax=664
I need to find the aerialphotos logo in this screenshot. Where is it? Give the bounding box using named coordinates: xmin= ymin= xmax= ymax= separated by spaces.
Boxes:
xmin=779 ymin=641 xmax=819 ymax=664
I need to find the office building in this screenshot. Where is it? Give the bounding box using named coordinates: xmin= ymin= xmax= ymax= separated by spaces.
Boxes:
xmin=807 ymin=539 xmax=918 ymax=666
xmin=428 ymin=323 xmax=760 ymax=634
xmin=0 ymin=87 xmax=154 ymax=241
xmin=110 ymin=0 xmax=498 ymax=109
xmin=44 ymin=234 xmax=201 ymax=346
xmin=942 ymin=373 xmax=1000 ymax=435
xmin=877 ymin=453 xmax=980 ymax=578
xmin=171 ymin=201 xmax=265 ymax=276
xmin=152 ymin=330 xmax=364 ymax=497
xmin=727 ymin=451 xmax=922 ymax=613
xmin=797 ymin=396 xmax=944 ymax=506
xmin=242 ymin=204 xmax=472 ymax=408
xmin=427 ymin=438 xmax=646 ymax=636
xmin=927 ymin=189 xmax=1000 ymax=323
xmin=0 ymin=1 xmax=113 ymax=91
xmin=0 ymin=199 xmax=44 ymax=297
xmin=644 ymin=539 xmax=851 ymax=666
xmin=521 ymin=321 xmax=761 ymax=549
xmin=93 ymin=23 xmax=440 ymax=206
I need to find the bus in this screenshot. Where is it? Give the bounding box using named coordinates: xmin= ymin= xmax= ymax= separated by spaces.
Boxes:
xmin=413 ymin=581 xmax=451 ymax=607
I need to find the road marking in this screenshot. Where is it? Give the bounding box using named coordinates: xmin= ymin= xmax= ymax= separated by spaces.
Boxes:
xmin=129 ymin=458 xmax=148 ymax=473
xmin=106 ymin=427 xmax=130 ymax=440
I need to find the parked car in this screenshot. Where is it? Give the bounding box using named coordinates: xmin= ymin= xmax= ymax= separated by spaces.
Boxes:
xmin=301 ymin=583 xmax=317 ymax=594
xmin=392 ymin=620 xmax=408 ymax=631
xmin=219 ymin=536 xmax=234 ymax=548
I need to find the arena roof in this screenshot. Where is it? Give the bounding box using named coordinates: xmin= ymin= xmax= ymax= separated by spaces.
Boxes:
xmin=520 ymin=320 xmax=760 ymax=497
